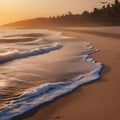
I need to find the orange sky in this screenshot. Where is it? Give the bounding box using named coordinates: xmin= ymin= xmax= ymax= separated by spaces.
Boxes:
xmin=0 ymin=0 xmax=114 ymax=25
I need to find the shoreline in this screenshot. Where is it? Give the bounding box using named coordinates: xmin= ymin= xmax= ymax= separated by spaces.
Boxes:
xmin=20 ymin=27 xmax=120 ymax=120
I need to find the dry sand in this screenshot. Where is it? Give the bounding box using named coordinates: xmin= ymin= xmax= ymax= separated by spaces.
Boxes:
xmin=23 ymin=27 xmax=120 ymax=120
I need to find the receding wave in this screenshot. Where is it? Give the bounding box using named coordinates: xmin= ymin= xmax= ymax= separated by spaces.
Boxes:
xmin=0 ymin=59 xmax=103 ymax=120
xmin=0 ymin=43 xmax=62 ymax=63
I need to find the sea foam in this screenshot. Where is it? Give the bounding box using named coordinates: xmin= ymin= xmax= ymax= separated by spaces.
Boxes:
xmin=0 ymin=43 xmax=62 ymax=63
xmin=0 ymin=54 xmax=103 ymax=120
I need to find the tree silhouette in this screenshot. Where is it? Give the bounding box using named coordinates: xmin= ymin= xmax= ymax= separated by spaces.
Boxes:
xmin=115 ymin=0 xmax=119 ymax=5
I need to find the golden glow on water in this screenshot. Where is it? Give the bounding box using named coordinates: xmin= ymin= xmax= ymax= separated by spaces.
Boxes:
xmin=0 ymin=104 xmax=7 ymax=110
xmin=0 ymin=0 xmax=114 ymax=25
xmin=0 ymin=80 xmax=7 ymax=87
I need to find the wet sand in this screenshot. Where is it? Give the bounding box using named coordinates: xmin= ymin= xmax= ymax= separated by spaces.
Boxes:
xmin=23 ymin=27 xmax=120 ymax=120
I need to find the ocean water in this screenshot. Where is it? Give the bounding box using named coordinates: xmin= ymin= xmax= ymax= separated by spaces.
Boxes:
xmin=0 ymin=28 xmax=103 ymax=120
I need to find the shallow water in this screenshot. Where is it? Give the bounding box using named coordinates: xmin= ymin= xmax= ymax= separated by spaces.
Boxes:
xmin=0 ymin=29 xmax=103 ymax=120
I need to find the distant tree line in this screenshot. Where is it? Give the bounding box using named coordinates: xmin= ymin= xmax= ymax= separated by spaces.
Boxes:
xmin=4 ymin=0 xmax=120 ymax=27
xmin=48 ymin=0 xmax=120 ymax=26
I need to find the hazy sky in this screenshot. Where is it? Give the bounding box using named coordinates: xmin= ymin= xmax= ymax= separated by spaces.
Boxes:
xmin=0 ymin=0 xmax=114 ymax=25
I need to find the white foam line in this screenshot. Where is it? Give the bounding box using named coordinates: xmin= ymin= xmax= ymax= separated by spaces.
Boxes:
xmin=0 ymin=43 xmax=63 ymax=63
xmin=0 ymin=62 xmax=103 ymax=120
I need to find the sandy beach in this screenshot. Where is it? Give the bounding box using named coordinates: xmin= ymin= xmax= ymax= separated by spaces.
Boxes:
xmin=22 ymin=27 xmax=120 ymax=120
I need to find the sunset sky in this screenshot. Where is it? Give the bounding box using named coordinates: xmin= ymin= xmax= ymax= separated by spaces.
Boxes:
xmin=0 ymin=0 xmax=114 ymax=25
